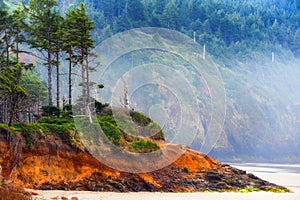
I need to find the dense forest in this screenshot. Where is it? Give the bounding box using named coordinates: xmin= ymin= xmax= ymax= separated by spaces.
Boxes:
xmin=58 ymin=0 xmax=300 ymax=61
xmin=1 ymin=0 xmax=300 ymax=161
xmin=3 ymin=0 xmax=300 ymax=60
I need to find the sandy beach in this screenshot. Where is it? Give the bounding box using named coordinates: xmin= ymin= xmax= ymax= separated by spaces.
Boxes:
xmin=30 ymin=163 xmax=300 ymax=200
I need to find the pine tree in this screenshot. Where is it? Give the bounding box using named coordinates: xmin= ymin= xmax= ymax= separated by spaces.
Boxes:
xmin=161 ymin=1 xmax=178 ymax=30
xmin=0 ymin=63 xmax=28 ymax=126
xmin=127 ymin=0 xmax=146 ymax=25
xmin=0 ymin=6 xmax=12 ymax=67
xmin=0 ymin=5 xmax=11 ymax=123
xmin=52 ymin=13 xmax=64 ymax=108
xmin=21 ymin=69 xmax=47 ymax=122
xmin=63 ymin=3 xmax=95 ymax=110
xmin=11 ymin=8 xmax=27 ymax=64
xmin=61 ymin=11 xmax=76 ymax=105
xmin=23 ymin=0 xmax=59 ymax=106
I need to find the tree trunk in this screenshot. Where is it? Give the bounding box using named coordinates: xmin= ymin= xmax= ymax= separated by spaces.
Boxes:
xmin=47 ymin=24 xmax=53 ymax=106
xmin=86 ymin=53 xmax=90 ymax=105
xmin=48 ymin=51 xmax=53 ymax=106
xmin=28 ymin=105 xmax=31 ymax=123
xmin=5 ymin=30 xmax=9 ymax=67
xmin=8 ymin=96 xmax=15 ymax=127
xmin=68 ymin=57 xmax=72 ymax=105
xmin=56 ymin=51 xmax=60 ymax=108
xmin=16 ymin=34 xmax=19 ymax=63
xmin=81 ymin=62 xmax=86 ymax=115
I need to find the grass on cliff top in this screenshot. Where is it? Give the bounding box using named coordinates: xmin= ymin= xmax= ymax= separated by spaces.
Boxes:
xmin=131 ymin=140 xmax=160 ymax=153
xmin=0 ymin=108 xmax=164 ymax=153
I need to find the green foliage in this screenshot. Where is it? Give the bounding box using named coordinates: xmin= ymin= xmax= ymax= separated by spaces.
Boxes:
xmin=67 ymin=0 xmax=300 ymax=61
xmin=131 ymin=140 xmax=160 ymax=153
xmin=0 ymin=64 xmax=25 ymax=95
xmin=99 ymin=121 xmax=121 ymax=146
xmin=129 ymin=111 xmax=151 ymax=126
xmin=62 ymin=104 xmax=73 ymax=118
xmin=183 ymin=166 xmax=190 ymax=173
xmin=41 ymin=106 xmax=60 ymax=117
xmin=95 ymin=100 xmax=109 ymax=115
xmin=97 ymin=115 xmax=116 ymax=126
xmin=238 ymin=187 xmax=291 ymax=193
xmin=20 ymin=69 xmax=47 ymax=103
xmin=63 ymin=2 xmax=95 ymax=63
xmin=12 ymin=123 xmax=41 ymax=147
xmin=38 ymin=116 xmax=73 ymax=125
xmin=41 ymin=123 xmax=73 ymax=144
xmin=0 ymin=123 xmax=9 ymax=130
xmin=22 ymin=0 xmax=61 ymax=106
xmin=62 ymin=2 xmax=95 ymax=106
xmin=0 ymin=64 xmax=28 ymax=125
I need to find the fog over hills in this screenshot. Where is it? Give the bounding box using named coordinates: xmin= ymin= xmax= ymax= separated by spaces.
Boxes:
xmin=2 ymin=0 xmax=300 ymax=162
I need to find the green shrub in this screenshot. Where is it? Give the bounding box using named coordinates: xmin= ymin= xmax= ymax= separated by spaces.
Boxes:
xmin=63 ymin=104 xmax=72 ymax=111
xmin=12 ymin=123 xmax=23 ymax=131
xmin=0 ymin=124 xmax=9 ymax=129
xmin=95 ymin=101 xmax=109 ymax=114
xmin=44 ymin=124 xmax=71 ymax=142
xmin=99 ymin=121 xmax=122 ymax=146
xmin=183 ymin=166 xmax=190 ymax=173
xmin=131 ymin=140 xmax=160 ymax=153
xmin=41 ymin=106 xmax=60 ymax=117
xmin=98 ymin=116 xmax=117 ymax=126
xmin=130 ymin=111 xmax=151 ymax=126
xmin=12 ymin=123 xmax=42 ymax=147
xmin=62 ymin=104 xmax=73 ymax=118
xmin=38 ymin=117 xmax=74 ymax=125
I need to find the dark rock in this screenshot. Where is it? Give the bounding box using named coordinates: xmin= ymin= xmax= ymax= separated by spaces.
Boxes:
xmin=134 ymin=186 xmax=142 ymax=192
xmin=248 ymin=173 xmax=259 ymax=179
xmin=40 ymin=183 xmax=52 ymax=190
xmin=216 ymin=181 xmax=229 ymax=189
xmin=205 ymin=172 xmax=222 ymax=182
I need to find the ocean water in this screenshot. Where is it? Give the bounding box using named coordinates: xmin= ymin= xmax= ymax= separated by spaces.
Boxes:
xmin=32 ymin=163 xmax=300 ymax=200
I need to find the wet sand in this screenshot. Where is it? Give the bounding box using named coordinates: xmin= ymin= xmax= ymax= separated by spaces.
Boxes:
xmin=30 ymin=163 xmax=300 ymax=200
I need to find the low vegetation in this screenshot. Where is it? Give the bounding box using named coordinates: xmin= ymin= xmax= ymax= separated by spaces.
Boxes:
xmin=0 ymin=106 xmax=164 ymax=153
xmin=237 ymin=187 xmax=291 ymax=193
xmin=131 ymin=140 xmax=160 ymax=153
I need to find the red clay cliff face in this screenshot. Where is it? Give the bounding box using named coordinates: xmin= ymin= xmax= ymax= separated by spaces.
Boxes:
xmin=0 ymin=128 xmax=287 ymax=192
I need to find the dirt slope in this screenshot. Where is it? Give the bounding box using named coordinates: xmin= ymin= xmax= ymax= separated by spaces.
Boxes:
xmin=0 ymin=128 xmax=288 ymax=193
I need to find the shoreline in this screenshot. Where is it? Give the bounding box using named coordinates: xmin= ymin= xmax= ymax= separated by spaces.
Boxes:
xmin=29 ymin=189 xmax=300 ymax=200
xmin=30 ymin=163 xmax=300 ymax=200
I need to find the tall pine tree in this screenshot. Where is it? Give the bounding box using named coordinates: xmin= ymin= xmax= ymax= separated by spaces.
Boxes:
xmin=23 ymin=0 xmax=59 ymax=106
xmin=63 ymin=3 xmax=95 ymax=110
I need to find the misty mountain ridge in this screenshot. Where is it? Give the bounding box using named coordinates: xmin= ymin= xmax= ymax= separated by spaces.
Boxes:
xmin=2 ymin=0 xmax=300 ymax=162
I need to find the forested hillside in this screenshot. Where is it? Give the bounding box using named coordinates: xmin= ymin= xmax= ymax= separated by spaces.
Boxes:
xmin=1 ymin=0 xmax=300 ymax=161
xmin=56 ymin=0 xmax=300 ymax=61
xmin=4 ymin=0 xmax=300 ymax=59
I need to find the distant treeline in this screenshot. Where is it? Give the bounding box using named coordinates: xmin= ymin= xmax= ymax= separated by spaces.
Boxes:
xmin=67 ymin=0 xmax=300 ymax=60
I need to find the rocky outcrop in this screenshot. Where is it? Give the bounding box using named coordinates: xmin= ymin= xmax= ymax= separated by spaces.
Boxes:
xmin=0 ymin=128 xmax=289 ymax=192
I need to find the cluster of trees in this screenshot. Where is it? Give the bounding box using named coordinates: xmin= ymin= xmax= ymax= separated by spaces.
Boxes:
xmin=0 ymin=0 xmax=95 ymax=125
xmin=72 ymin=0 xmax=300 ymax=61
